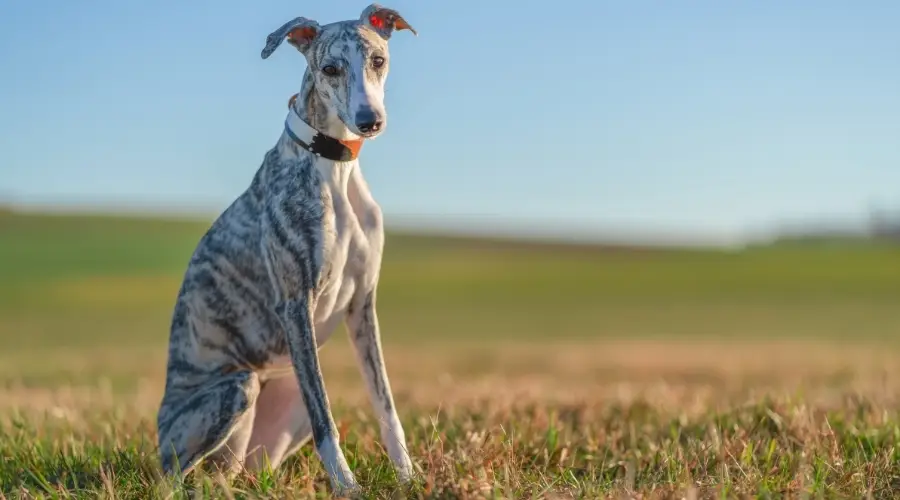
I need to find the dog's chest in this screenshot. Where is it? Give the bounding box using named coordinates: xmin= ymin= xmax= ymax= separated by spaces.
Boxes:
xmin=311 ymin=174 xmax=382 ymax=342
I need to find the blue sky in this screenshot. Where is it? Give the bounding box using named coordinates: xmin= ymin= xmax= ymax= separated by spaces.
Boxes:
xmin=1 ymin=1 xmax=898 ymax=243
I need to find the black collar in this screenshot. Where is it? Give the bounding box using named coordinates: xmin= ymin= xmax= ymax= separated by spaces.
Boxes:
xmin=284 ymin=94 xmax=364 ymax=162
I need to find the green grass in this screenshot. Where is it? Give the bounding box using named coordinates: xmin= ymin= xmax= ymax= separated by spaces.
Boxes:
xmin=3 ymin=210 xmax=898 ymax=350
xmin=1 ymin=210 xmax=899 ymax=498
xmin=3 ymin=399 xmax=900 ymax=499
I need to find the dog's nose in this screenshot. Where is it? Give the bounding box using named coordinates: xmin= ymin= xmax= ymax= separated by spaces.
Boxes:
xmin=357 ymin=121 xmax=382 ymax=134
xmin=355 ymin=109 xmax=383 ymax=134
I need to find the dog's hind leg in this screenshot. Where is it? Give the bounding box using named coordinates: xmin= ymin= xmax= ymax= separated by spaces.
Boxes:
xmin=157 ymin=370 xmax=260 ymax=477
xmin=243 ymin=374 xmax=313 ymax=471
xmin=202 ymin=397 xmax=258 ymax=477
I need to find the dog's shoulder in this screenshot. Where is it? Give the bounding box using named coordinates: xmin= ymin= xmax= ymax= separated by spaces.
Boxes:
xmin=264 ymin=149 xmax=320 ymax=198
xmin=259 ymin=149 xmax=329 ymax=232
xmin=177 ymin=152 xmax=280 ymax=283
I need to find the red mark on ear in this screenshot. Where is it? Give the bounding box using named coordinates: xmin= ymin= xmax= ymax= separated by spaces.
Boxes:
xmin=369 ymin=14 xmax=386 ymax=29
xmin=288 ymin=26 xmax=317 ymax=42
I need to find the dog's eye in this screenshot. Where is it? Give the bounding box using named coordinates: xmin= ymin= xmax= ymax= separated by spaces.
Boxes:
xmin=322 ymin=65 xmax=338 ymax=76
xmin=372 ymin=56 xmax=385 ymax=68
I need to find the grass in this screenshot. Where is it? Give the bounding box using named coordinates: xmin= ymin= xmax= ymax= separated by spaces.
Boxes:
xmin=1 ymin=210 xmax=899 ymax=498
xmin=4 ymin=396 xmax=900 ymax=498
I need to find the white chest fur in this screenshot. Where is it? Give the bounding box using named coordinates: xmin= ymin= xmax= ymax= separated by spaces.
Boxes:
xmin=311 ymin=158 xmax=384 ymax=344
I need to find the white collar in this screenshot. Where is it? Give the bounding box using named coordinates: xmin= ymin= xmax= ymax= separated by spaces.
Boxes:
xmin=283 ymin=105 xmax=365 ymax=161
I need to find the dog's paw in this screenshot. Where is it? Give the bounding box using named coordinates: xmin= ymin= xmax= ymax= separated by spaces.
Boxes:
xmin=328 ymin=467 xmax=361 ymax=498
xmin=331 ymin=481 xmax=363 ymax=499
xmin=396 ymin=460 xmax=415 ymax=484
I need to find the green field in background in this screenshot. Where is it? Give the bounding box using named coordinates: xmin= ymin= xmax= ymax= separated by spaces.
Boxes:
xmin=1 ymin=210 xmax=898 ymax=355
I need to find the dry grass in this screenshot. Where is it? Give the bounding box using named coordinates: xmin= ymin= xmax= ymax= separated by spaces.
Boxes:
xmin=2 ymin=340 xmax=899 ymax=499
xmin=4 ymin=339 xmax=899 ymax=415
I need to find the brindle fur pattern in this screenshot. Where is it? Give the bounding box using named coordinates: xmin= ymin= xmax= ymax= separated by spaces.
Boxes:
xmin=156 ymin=4 xmax=416 ymax=495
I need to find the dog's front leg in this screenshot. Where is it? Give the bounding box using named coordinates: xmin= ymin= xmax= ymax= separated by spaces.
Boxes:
xmin=346 ymin=288 xmax=414 ymax=483
xmin=275 ymin=294 xmax=359 ymax=493
xmin=262 ymin=202 xmax=359 ymax=494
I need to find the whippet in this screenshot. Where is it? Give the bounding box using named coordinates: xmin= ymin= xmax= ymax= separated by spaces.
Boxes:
xmin=155 ymin=4 xmax=417 ymax=494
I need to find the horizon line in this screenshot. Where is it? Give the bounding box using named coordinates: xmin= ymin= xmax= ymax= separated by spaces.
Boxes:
xmin=4 ymin=198 xmax=890 ymax=251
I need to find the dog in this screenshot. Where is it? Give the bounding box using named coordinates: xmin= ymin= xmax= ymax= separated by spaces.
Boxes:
xmin=155 ymin=4 xmax=417 ymax=494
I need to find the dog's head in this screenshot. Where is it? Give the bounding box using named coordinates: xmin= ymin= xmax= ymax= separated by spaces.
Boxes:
xmin=262 ymin=4 xmax=416 ymax=139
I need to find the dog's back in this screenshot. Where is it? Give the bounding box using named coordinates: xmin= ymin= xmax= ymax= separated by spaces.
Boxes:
xmin=161 ymin=150 xmax=287 ymax=393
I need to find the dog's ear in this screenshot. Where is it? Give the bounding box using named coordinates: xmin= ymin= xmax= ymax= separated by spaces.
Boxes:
xmin=261 ymin=17 xmax=321 ymax=59
xmin=360 ymin=4 xmax=417 ymax=40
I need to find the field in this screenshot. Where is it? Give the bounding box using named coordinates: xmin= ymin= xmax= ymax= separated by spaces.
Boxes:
xmin=1 ymin=210 xmax=899 ymax=499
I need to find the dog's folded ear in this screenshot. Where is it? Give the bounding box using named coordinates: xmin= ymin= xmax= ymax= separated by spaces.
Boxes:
xmin=261 ymin=17 xmax=322 ymax=59
xmin=360 ymin=4 xmax=417 ymax=39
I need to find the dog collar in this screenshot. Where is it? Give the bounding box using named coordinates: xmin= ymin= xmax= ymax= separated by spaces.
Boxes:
xmin=284 ymin=94 xmax=364 ymax=162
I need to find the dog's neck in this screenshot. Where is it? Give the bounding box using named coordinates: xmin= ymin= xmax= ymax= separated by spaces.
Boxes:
xmin=277 ymin=71 xmax=363 ymax=189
